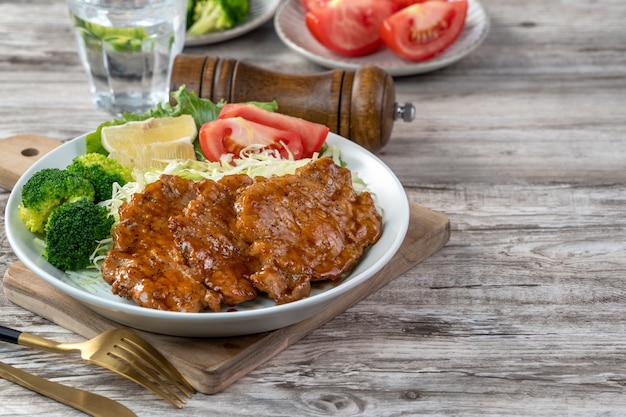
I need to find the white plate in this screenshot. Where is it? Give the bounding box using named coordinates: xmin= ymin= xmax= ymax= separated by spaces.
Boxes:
xmin=5 ymin=133 xmax=409 ymax=337
xmin=274 ymin=0 xmax=490 ymax=76
xmin=185 ymin=0 xmax=281 ymax=46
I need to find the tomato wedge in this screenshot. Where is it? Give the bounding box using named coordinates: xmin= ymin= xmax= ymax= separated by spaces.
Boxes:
xmin=389 ymin=0 xmax=446 ymax=12
xmin=380 ymin=0 xmax=467 ymax=62
xmin=218 ymin=103 xmax=329 ymax=158
xmin=305 ymin=0 xmax=395 ymax=57
xmin=199 ymin=117 xmax=304 ymax=162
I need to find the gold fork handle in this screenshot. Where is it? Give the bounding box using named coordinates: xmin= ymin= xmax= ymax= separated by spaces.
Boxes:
xmin=18 ymin=332 xmax=73 ymax=353
xmin=0 ymin=324 xmax=75 ymax=354
xmin=0 ymin=360 xmax=137 ymax=417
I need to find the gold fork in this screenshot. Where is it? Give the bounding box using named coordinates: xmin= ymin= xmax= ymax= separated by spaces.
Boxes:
xmin=0 ymin=325 xmax=195 ymax=408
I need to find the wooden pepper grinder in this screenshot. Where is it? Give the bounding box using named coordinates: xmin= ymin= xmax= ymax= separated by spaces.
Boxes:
xmin=170 ymin=54 xmax=415 ymax=152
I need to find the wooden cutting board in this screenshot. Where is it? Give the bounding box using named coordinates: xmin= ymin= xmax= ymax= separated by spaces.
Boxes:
xmin=0 ymin=134 xmax=62 ymax=190
xmin=0 ymin=134 xmax=451 ymax=394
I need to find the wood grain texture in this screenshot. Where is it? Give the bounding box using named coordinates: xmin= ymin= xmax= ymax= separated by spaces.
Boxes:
xmin=1 ymin=0 xmax=626 ymax=415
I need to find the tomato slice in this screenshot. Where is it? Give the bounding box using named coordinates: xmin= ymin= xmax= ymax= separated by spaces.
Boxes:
xmin=389 ymin=0 xmax=446 ymax=12
xmin=380 ymin=0 xmax=467 ymax=62
xmin=218 ymin=103 xmax=329 ymax=158
xmin=199 ymin=117 xmax=305 ymax=162
xmin=305 ymin=0 xmax=395 ymax=57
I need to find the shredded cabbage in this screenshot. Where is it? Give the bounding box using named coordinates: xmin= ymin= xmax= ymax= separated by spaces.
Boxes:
xmin=105 ymin=144 xmax=347 ymax=218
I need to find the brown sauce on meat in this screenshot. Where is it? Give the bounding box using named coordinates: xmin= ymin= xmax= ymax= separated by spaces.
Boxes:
xmin=101 ymin=174 xmax=223 ymax=312
xmin=169 ymin=175 xmax=259 ymax=307
xmin=235 ymin=158 xmax=383 ymax=304
xmin=101 ymin=158 xmax=383 ymax=312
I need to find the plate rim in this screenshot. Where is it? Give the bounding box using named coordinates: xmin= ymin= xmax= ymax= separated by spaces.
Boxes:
xmin=5 ymin=132 xmax=410 ymax=337
xmin=274 ymin=0 xmax=491 ymax=76
xmin=184 ymin=0 xmax=282 ymax=46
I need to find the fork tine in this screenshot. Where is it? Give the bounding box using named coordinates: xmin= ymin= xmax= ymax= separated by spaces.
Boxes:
xmin=119 ymin=353 xmax=187 ymax=404
xmin=116 ymin=330 xmax=195 ymax=395
xmin=108 ymin=346 xmax=185 ymax=408
xmin=111 ymin=342 xmax=189 ymax=403
xmin=100 ymin=353 xmax=185 ymax=408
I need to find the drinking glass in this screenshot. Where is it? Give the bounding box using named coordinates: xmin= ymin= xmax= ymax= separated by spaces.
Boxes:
xmin=67 ymin=0 xmax=187 ymax=116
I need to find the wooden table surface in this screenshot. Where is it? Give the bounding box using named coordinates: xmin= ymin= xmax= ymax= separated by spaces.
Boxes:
xmin=2 ymin=0 xmax=626 ymax=416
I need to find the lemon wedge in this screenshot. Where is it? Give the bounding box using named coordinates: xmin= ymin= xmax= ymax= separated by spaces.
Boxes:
xmin=101 ymin=115 xmax=197 ymax=170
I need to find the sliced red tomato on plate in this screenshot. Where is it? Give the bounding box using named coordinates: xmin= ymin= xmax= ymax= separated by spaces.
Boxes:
xmin=380 ymin=0 xmax=468 ymax=62
xmin=305 ymin=0 xmax=395 ymax=57
xmin=199 ymin=117 xmax=305 ymax=162
xmin=301 ymin=0 xmax=330 ymax=13
xmin=389 ymin=0 xmax=446 ymax=12
xmin=218 ymin=103 xmax=329 ymax=158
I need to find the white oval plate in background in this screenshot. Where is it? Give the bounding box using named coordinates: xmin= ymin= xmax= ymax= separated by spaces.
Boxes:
xmin=274 ymin=0 xmax=490 ymax=76
xmin=6 ymin=133 xmax=409 ymax=337
xmin=185 ymin=0 xmax=282 ymax=46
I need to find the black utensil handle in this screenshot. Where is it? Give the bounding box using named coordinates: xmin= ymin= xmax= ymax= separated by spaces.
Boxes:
xmin=0 ymin=325 xmax=21 ymax=344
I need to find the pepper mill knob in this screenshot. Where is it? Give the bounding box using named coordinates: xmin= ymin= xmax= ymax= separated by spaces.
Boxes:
xmin=170 ymin=54 xmax=413 ymax=152
xmin=395 ymin=102 xmax=416 ymax=123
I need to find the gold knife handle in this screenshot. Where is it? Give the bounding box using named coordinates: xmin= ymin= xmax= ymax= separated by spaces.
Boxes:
xmin=0 ymin=361 xmax=137 ymax=417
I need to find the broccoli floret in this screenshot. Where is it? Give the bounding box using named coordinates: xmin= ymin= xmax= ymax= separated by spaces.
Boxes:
xmin=66 ymin=153 xmax=133 ymax=203
xmin=186 ymin=0 xmax=196 ymax=29
xmin=19 ymin=168 xmax=95 ymax=234
xmin=222 ymin=0 xmax=249 ymax=22
xmin=186 ymin=0 xmax=250 ymax=37
xmin=43 ymin=199 xmax=115 ymax=271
